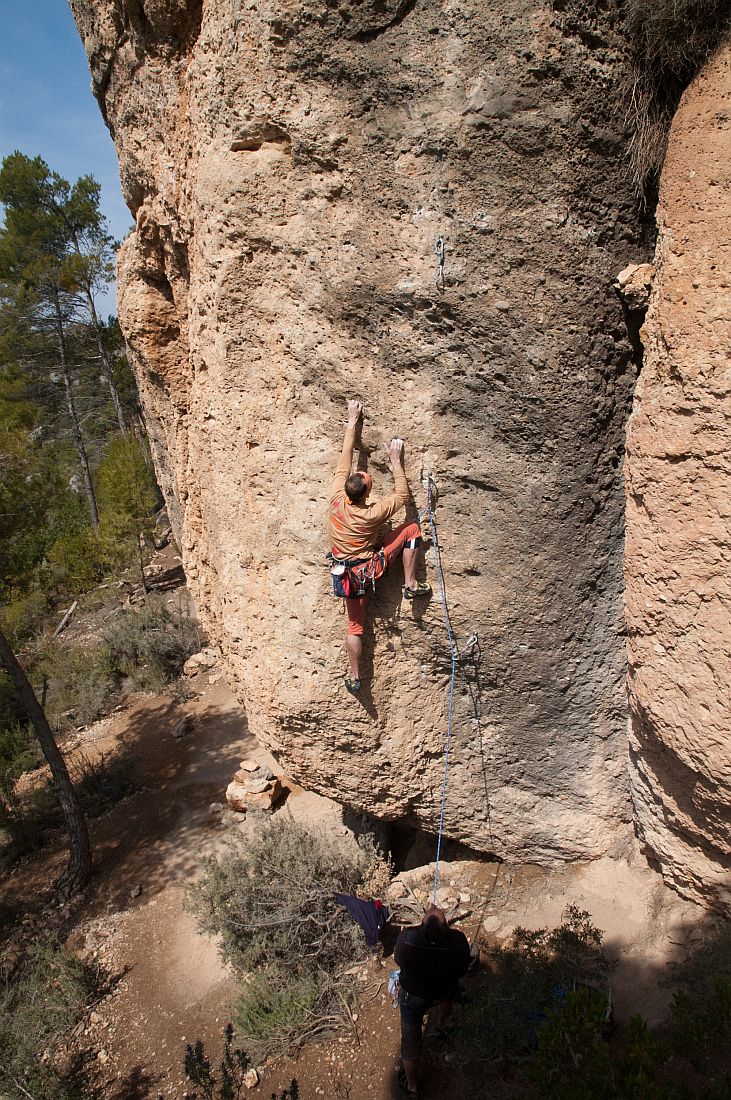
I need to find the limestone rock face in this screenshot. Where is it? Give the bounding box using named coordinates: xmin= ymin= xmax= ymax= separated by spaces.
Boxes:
xmin=625 ymin=47 xmax=731 ymax=909
xmin=70 ymin=0 xmax=648 ymax=862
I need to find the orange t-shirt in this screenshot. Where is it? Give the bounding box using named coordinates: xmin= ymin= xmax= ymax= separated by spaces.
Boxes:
xmin=328 ymin=425 xmax=409 ymax=558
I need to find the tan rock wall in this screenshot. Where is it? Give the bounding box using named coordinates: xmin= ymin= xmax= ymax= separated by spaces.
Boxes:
xmin=70 ymin=0 xmax=648 ymax=862
xmin=625 ymin=46 xmax=731 ymax=909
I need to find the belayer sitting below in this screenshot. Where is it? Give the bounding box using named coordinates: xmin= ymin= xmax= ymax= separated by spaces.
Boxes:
xmin=328 ymin=399 xmax=431 ymax=694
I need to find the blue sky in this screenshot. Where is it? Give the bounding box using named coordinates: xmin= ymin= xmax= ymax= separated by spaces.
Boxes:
xmin=0 ymin=0 xmax=131 ymax=316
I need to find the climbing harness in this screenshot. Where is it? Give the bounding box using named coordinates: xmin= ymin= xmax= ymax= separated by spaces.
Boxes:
xmin=435 ymin=237 xmax=446 ymax=293
xmin=421 ymin=474 xmax=459 ymax=904
xmin=328 ymin=551 xmax=384 ymax=599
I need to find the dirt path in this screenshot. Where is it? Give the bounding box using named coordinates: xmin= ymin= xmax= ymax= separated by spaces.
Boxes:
xmin=67 ymin=676 xmax=258 ymax=1097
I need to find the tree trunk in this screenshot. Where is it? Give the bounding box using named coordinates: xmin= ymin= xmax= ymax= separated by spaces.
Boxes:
xmin=85 ymin=288 xmax=127 ymax=434
xmin=0 ymin=629 xmax=92 ymax=899
xmin=54 ymin=292 xmax=100 ymax=530
xmin=137 ymin=532 xmax=149 ymax=594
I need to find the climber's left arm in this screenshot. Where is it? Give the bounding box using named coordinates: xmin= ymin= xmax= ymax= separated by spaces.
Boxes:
xmin=329 ymin=401 xmax=362 ymax=499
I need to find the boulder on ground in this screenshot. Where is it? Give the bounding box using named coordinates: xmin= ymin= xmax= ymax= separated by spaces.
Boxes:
xmin=183 ymin=649 xmax=218 ymax=676
xmin=225 ymin=776 xmax=285 ymax=814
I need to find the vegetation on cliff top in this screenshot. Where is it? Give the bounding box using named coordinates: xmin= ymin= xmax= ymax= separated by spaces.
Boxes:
xmin=626 ymin=0 xmax=731 ymax=196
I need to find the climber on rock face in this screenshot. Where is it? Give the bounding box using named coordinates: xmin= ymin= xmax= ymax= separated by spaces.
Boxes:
xmin=328 ymin=399 xmax=431 ymax=694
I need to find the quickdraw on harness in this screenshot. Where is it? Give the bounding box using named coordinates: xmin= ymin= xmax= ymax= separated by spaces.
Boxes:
xmin=327 ymin=550 xmax=384 ymax=599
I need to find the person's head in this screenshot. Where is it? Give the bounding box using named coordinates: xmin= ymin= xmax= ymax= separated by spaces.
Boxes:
xmin=422 ymin=904 xmax=448 ymax=942
xmin=345 ymin=471 xmax=372 ymax=503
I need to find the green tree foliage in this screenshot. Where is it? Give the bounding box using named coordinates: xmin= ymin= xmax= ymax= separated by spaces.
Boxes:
xmin=0 ymin=362 xmax=61 ymax=600
xmin=0 ymin=153 xmax=107 ymax=529
xmin=0 ymin=151 xmax=159 ymax=637
xmin=98 ymin=434 xmax=160 ymax=583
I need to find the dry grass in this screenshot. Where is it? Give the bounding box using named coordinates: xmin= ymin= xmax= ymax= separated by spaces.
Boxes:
xmin=625 ymin=0 xmax=731 ymax=197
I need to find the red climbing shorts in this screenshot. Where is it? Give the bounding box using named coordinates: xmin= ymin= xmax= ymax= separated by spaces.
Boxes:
xmin=345 ymin=521 xmax=421 ymax=637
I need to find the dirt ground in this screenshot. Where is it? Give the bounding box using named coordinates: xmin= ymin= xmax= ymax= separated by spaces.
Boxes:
xmin=0 ymin=612 xmax=712 ymax=1100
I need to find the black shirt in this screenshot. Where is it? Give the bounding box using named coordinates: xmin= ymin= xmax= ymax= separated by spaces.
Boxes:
xmin=394 ymin=925 xmax=471 ymax=1001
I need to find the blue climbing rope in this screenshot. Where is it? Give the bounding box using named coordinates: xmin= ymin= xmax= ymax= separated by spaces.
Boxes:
xmin=423 ymin=475 xmax=459 ymax=904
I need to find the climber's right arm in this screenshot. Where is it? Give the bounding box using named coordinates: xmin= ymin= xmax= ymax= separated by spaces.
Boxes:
xmin=329 ymin=400 xmax=363 ymax=499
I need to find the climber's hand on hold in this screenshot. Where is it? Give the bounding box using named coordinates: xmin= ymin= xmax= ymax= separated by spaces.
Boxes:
xmin=387 ymin=437 xmax=404 ymax=465
xmin=348 ymin=400 xmax=363 ymax=426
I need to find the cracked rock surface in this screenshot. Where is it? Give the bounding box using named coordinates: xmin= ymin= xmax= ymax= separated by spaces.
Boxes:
xmin=70 ymin=0 xmax=652 ymax=863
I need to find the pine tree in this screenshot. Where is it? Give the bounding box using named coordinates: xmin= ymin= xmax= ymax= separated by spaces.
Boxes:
xmin=0 ymin=362 xmax=61 ymax=597
xmin=0 ymin=154 xmax=101 ymax=529
xmin=59 ymin=173 xmax=128 ymax=434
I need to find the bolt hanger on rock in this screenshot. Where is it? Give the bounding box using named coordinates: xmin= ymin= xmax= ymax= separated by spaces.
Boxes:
xmin=435 ymin=236 xmax=446 ymax=293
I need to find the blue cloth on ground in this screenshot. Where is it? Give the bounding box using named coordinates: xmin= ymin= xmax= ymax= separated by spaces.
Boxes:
xmin=334 ymin=893 xmax=389 ymax=946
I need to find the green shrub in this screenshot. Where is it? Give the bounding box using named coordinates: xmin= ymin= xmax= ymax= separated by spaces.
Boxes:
xmin=97 ymin=435 xmax=160 ymax=581
xmin=233 ymin=968 xmax=322 ymax=1060
xmin=97 ymin=509 xmax=145 ymax=575
xmin=103 ymin=595 xmax=199 ymax=692
xmin=97 ymin=435 xmax=159 ymax=522
xmin=667 ymin=927 xmax=731 ymax=1080
xmin=449 ymin=907 xmax=612 ymax=1066
xmin=530 ymin=992 xmax=678 ymax=1100
xmin=0 ymin=943 xmax=91 ymax=1100
xmin=0 ymin=586 xmax=50 ymax=647
xmin=187 ymin=819 xmax=383 ymax=1060
xmin=522 ymin=921 xmax=731 ymax=1100
xmin=28 ymin=598 xmax=196 ymax=733
xmin=47 ymin=527 xmax=108 ymax=593
xmin=40 ymin=640 xmax=116 ymax=729
xmin=188 ymin=818 xmax=372 ymax=976
xmin=0 ymin=670 xmax=24 ymax=731
xmin=0 ymin=722 xmax=46 ymax=860
xmin=0 ymin=720 xmax=42 ymax=778
xmin=184 ymin=1025 xmax=253 ymax=1100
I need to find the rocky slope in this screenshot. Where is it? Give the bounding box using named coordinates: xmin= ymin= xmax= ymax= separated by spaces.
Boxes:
xmin=70 ymin=0 xmax=652 ymax=864
xmin=624 ymin=46 xmax=731 ymax=909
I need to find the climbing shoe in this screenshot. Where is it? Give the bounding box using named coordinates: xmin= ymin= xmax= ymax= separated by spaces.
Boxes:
xmin=344 ymin=677 xmax=361 ymax=694
xmin=403 ymin=581 xmax=432 ymax=600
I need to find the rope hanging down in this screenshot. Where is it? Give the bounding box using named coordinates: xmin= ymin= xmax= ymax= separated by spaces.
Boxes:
xmin=422 ymin=475 xmax=459 ymax=904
